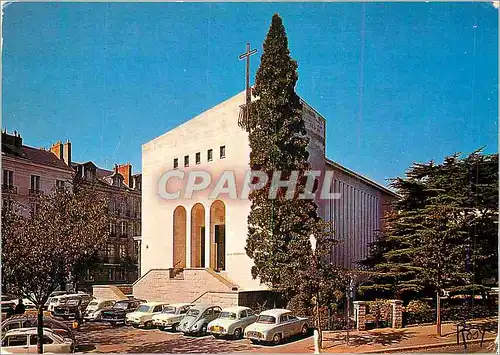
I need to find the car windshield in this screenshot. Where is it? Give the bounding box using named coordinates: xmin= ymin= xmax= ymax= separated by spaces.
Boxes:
xmin=136 ymin=305 xmax=151 ymax=313
xmin=220 ymin=312 xmax=237 ymax=320
xmin=257 ymin=315 xmax=276 ymax=324
xmin=88 ymin=301 xmax=98 ymax=307
xmin=186 ymin=309 xmax=200 ymax=317
xmin=113 ymin=302 xmax=129 ymax=310
xmin=162 ymin=306 xmax=176 ymax=314
xmin=66 ymin=300 xmax=79 ymax=306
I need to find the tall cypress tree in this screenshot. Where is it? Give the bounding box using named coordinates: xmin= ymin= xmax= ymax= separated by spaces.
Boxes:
xmin=245 ymin=14 xmax=334 ymax=302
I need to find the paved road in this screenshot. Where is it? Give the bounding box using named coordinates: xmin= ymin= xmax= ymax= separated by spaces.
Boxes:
xmin=403 ymin=341 xmax=495 ymax=353
xmin=74 ymin=321 xmax=310 ymax=353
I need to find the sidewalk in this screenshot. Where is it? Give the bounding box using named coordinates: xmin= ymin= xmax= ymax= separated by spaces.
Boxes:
xmin=255 ymin=320 xmax=498 ymax=353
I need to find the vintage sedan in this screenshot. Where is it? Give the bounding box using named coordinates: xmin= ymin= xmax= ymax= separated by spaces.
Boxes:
xmin=152 ymin=303 xmax=193 ymax=331
xmin=208 ymin=306 xmax=257 ymax=339
xmin=125 ymin=302 xmax=169 ymax=328
xmin=101 ymin=299 xmax=146 ymax=326
xmin=178 ymin=305 xmax=221 ymax=336
xmin=1 ymin=314 xmax=75 ymax=343
xmin=83 ymin=299 xmax=116 ymax=321
xmin=1 ymin=327 xmax=74 ymax=353
xmin=244 ymin=309 xmax=310 ymax=345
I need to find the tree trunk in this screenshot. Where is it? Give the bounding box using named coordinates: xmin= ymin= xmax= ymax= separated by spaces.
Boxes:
xmin=37 ymin=305 xmax=44 ymax=354
xmin=436 ymin=290 xmax=442 ymax=337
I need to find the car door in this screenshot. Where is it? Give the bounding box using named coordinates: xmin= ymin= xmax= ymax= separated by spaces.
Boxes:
xmin=2 ymin=334 xmax=29 ymax=353
xmin=286 ymin=314 xmax=300 ymax=335
xmin=280 ymin=314 xmax=292 ymax=338
xmin=246 ymin=309 xmax=258 ymax=326
xmin=29 ymin=334 xmax=57 ymax=353
xmin=237 ymin=310 xmax=247 ymax=328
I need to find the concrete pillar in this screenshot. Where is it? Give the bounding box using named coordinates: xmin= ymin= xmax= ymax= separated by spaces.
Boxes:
xmin=353 ymin=301 xmax=366 ymax=331
xmin=186 ymin=207 xmax=191 ymax=268
xmin=390 ymin=300 xmax=403 ymax=329
xmin=204 ymin=209 xmax=211 ymax=268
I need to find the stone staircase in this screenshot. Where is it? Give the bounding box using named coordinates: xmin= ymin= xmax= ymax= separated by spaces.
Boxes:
xmin=132 ymin=268 xmax=240 ymax=307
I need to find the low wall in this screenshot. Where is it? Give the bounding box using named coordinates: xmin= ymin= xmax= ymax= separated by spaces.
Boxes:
xmin=92 ymin=285 xmax=129 ymax=301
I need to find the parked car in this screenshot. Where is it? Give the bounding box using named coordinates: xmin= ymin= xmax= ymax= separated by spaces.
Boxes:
xmin=125 ymin=302 xmax=169 ymax=328
xmin=83 ymin=299 xmax=116 ymax=322
xmin=152 ymin=303 xmax=193 ymax=331
xmin=244 ymin=309 xmax=310 ymax=345
xmin=47 ymin=293 xmax=91 ymax=313
xmin=44 ymin=291 xmax=70 ymax=309
xmin=208 ymin=306 xmax=257 ymax=339
xmin=1 ymin=313 xmax=76 ymax=343
xmin=52 ymin=295 xmax=93 ymax=320
xmin=178 ymin=305 xmax=222 ymax=336
xmin=1 ymin=327 xmax=74 ymax=353
xmin=101 ymin=299 xmax=146 ymax=326
xmin=1 ymin=301 xmax=17 ymax=320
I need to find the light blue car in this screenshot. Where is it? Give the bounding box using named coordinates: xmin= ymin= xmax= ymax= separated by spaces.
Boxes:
xmin=177 ymin=305 xmax=221 ymax=336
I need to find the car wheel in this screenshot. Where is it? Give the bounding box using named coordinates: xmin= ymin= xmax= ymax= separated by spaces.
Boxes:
xmin=272 ymin=333 xmax=282 ymax=345
xmin=201 ymin=323 xmax=208 ymax=335
xmin=250 ymin=339 xmax=260 ymax=344
xmin=234 ymin=328 xmax=242 ymax=339
xmin=301 ymin=324 xmax=309 ymax=336
xmin=171 ymin=323 xmax=178 ymax=332
xmin=133 ymin=324 xmax=139 ymax=328
xmin=144 ymin=321 xmax=153 ymax=329
xmin=109 ymin=322 xmax=117 ymax=327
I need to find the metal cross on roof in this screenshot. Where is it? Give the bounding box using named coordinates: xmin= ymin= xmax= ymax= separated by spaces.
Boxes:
xmin=238 ymin=43 xmax=257 ymax=132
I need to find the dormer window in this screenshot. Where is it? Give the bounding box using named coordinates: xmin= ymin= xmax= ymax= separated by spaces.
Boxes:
xmin=113 ymin=176 xmax=122 ymax=187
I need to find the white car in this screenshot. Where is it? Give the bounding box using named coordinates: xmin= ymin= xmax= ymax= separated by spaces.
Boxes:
xmin=152 ymin=303 xmax=193 ymax=331
xmin=208 ymin=306 xmax=257 ymax=339
xmin=1 ymin=327 xmax=74 ymax=353
xmin=83 ymin=299 xmax=116 ymax=321
xmin=125 ymin=302 xmax=169 ymax=328
xmin=244 ymin=309 xmax=310 ymax=345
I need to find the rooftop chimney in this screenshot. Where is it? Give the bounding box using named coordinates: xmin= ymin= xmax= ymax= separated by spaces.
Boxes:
xmin=63 ymin=140 xmax=71 ymax=166
xmin=117 ymin=163 xmax=133 ymax=188
xmin=2 ymin=129 xmax=23 ymax=147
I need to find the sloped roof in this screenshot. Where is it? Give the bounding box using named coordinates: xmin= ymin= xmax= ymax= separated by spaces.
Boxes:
xmin=2 ymin=143 xmax=73 ymax=172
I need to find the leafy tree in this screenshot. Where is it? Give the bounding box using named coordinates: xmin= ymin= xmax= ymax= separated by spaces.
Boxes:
xmin=244 ymin=14 xmax=339 ymax=308
xmin=360 ymin=151 xmax=498 ymax=335
xmin=2 ymin=186 xmax=109 ymax=353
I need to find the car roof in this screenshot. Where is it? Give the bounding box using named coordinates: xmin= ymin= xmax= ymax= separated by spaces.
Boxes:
xmin=117 ymin=298 xmax=144 ymax=303
xmin=167 ymin=303 xmax=194 ymax=308
xmin=5 ymin=327 xmax=56 ymax=335
xmin=189 ymin=304 xmax=218 ymax=311
xmin=221 ymin=306 xmax=252 ymax=313
xmin=141 ymin=302 xmax=169 ymax=307
xmin=259 ymin=308 xmax=291 ymax=317
xmin=91 ymin=299 xmax=115 ymax=303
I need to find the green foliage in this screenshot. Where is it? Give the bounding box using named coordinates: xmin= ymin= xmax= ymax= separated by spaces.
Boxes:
xmin=2 ymin=185 xmax=110 ymax=305
xmin=244 ymin=14 xmax=341 ymax=303
xmin=360 ymin=151 xmax=498 ymax=301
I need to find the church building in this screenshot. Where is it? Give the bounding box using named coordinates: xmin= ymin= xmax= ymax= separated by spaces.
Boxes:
xmin=134 ymin=91 xmax=397 ymax=307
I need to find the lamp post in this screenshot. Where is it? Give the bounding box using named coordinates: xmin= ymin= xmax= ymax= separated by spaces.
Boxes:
xmin=310 ymin=234 xmax=321 ymax=353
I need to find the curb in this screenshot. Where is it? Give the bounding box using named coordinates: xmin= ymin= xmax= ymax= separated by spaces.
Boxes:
xmin=362 ymin=337 xmax=496 ymax=353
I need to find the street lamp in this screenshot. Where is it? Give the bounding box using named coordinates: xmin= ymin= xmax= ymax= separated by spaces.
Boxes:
xmin=310 ymin=234 xmax=321 ymax=353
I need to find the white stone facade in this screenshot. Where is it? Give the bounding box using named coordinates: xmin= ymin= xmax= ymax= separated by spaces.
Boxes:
xmin=141 ymin=91 xmax=396 ymax=292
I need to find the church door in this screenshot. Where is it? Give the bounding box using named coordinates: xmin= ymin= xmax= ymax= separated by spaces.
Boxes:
xmin=214 ymin=224 xmax=225 ymax=271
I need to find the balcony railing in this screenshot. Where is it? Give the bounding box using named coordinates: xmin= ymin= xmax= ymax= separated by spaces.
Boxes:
xmin=2 ymin=184 xmax=18 ymax=194
xmin=28 ymin=189 xmax=43 ymax=197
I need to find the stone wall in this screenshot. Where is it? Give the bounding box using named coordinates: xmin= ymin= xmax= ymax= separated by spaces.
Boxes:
xmin=133 ymin=268 xmax=235 ymax=303
xmin=92 ymin=285 xmax=129 ymax=301
xmin=193 ymin=291 xmax=239 ymax=308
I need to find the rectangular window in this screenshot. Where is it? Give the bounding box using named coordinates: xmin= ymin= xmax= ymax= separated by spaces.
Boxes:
xmin=119 ymin=244 xmax=126 ymax=258
xmin=184 ymin=155 xmax=189 ymax=167
xmin=55 ymin=180 xmax=64 ymax=189
xmin=207 ymin=149 xmax=213 ymax=162
xmin=121 ymin=221 xmax=127 ymax=235
xmin=220 ymin=146 xmax=226 ymax=159
xmin=195 ymin=152 xmax=201 ymax=164
xmin=30 ymin=175 xmax=40 ymax=192
xmin=173 ymin=158 xmax=178 ymax=169
xmin=3 ymin=169 xmax=13 ymax=187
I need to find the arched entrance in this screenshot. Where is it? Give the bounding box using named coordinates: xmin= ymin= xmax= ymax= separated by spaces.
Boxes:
xmin=210 ymin=200 xmax=226 ymax=271
xmin=172 ymin=206 xmax=186 ymax=268
xmin=190 ymin=203 xmax=206 ymax=268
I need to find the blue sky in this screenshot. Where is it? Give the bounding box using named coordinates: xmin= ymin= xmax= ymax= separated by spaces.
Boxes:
xmin=2 ymin=2 xmax=498 ymax=185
